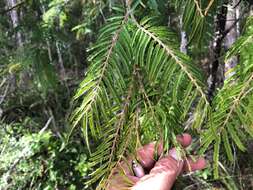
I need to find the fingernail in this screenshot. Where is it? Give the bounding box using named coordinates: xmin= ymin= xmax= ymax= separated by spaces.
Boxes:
xmin=132 ymin=160 xmax=145 ymax=178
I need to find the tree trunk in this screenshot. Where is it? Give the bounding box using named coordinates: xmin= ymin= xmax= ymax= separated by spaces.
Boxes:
xmin=208 ymin=1 xmax=228 ymax=100
xmin=56 ymin=42 xmax=66 ymax=82
xmin=179 ymin=15 xmax=187 ymax=54
xmin=6 ymin=0 xmax=22 ymax=47
xmin=41 ymin=4 xmax=53 ymax=63
xmin=224 ymin=0 xmax=240 ymax=80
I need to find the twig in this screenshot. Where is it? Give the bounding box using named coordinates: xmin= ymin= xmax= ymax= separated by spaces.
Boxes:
xmin=221 ymin=17 xmax=241 ymax=41
xmin=233 ymin=0 xmax=243 ymax=8
xmin=204 ymin=0 xmax=215 ymax=16
xmin=0 ymin=0 xmax=27 ymax=15
xmin=103 ymin=65 xmax=136 ymax=190
xmin=39 ymin=116 xmax=53 ymax=134
xmin=0 ymin=78 xmax=6 ymax=88
xmin=0 ymin=143 xmax=7 ymax=156
xmin=47 ymin=108 xmax=62 ymax=139
xmin=194 ymin=0 xmax=204 ymax=17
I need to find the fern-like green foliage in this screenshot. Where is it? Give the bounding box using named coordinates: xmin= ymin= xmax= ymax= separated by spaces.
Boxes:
xmin=200 ymin=15 xmax=253 ymax=178
xmin=72 ymin=0 xmax=253 ymax=186
xmin=171 ymin=0 xmax=224 ymax=46
xmin=71 ymin=5 xmax=209 ymax=189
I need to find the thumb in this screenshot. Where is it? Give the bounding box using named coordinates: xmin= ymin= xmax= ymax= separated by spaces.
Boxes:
xmin=132 ymin=155 xmax=183 ymax=190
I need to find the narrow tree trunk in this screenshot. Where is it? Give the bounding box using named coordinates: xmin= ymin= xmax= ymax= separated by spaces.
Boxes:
xmin=56 ymin=42 xmax=66 ymax=82
xmin=179 ymin=15 xmax=187 ymax=54
xmin=6 ymin=0 xmax=22 ymax=47
xmin=47 ymin=41 xmax=53 ymax=62
xmin=224 ymin=0 xmax=240 ymax=80
xmin=56 ymin=41 xmax=70 ymax=96
xmin=41 ymin=4 xmax=53 ymax=63
xmin=208 ymin=1 xmax=228 ymax=100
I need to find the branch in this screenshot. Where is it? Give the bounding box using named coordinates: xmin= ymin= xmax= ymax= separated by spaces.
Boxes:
xmin=233 ymin=0 xmax=243 ymax=8
xmin=103 ymin=65 xmax=136 ymax=190
xmin=71 ymin=11 xmax=130 ymax=130
xmin=39 ymin=116 xmax=53 ymax=134
xmin=221 ymin=73 xmax=253 ymax=130
xmin=221 ymin=17 xmax=241 ymax=42
xmin=135 ymin=21 xmax=208 ymax=104
xmin=136 ymin=67 xmax=162 ymax=135
xmin=204 ymin=0 xmax=215 ymax=16
xmin=193 ymin=0 xmax=204 ymax=17
xmin=0 ymin=0 xmax=27 ymax=15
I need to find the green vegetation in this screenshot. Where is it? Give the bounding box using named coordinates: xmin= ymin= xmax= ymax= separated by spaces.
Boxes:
xmin=1 ymin=0 xmax=253 ymax=189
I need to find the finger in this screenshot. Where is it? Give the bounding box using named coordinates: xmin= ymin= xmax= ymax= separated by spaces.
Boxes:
xmin=136 ymin=142 xmax=163 ymax=170
xmin=136 ymin=133 xmax=192 ymax=169
xmin=176 ymin=133 xmax=192 ymax=148
xmin=183 ymin=157 xmax=206 ymax=172
xmin=168 ymin=148 xmax=206 ymax=173
xmin=149 ymin=156 xmax=184 ymax=175
xmin=132 ymin=156 xmax=184 ymax=190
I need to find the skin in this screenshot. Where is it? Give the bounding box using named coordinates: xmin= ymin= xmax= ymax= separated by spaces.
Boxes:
xmin=108 ymin=133 xmax=206 ymax=190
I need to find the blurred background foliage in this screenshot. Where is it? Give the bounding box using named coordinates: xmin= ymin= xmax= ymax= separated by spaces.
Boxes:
xmin=0 ymin=0 xmax=107 ymax=189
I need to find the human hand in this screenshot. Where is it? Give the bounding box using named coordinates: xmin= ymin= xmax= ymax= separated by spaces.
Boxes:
xmin=107 ymin=133 xmax=206 ymax=190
